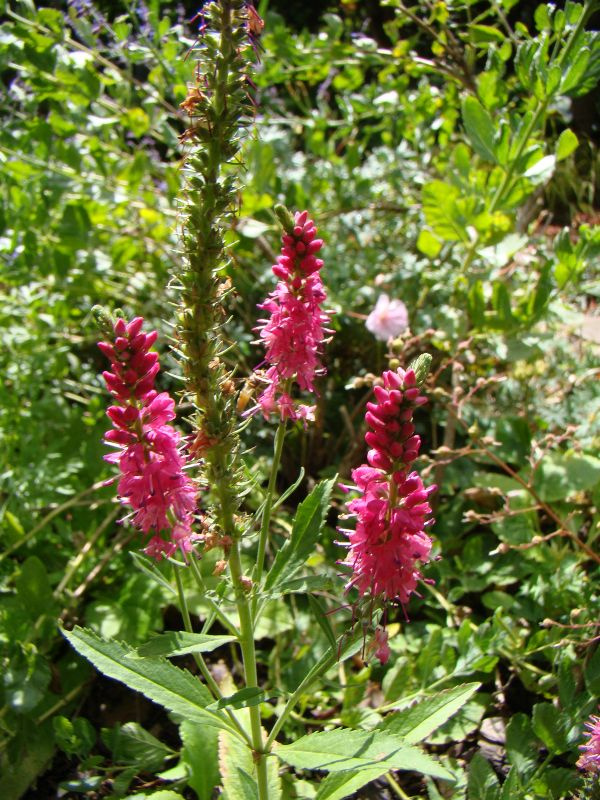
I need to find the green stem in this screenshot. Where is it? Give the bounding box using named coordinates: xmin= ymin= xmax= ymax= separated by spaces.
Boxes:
xmin=254 ymin=421 xmax=286 ymax=587
xmin=228 ymin=541 xmax=270 ymax=799
xmin=386 ymin=773 xmax=412 ymax=799
xmin=173 ymin=565 xmax=251 ymax=747
xmin=265 ymin=632 xmax=361 ymax=751
xmin=188 ymin=555 xmax=239 ymax=637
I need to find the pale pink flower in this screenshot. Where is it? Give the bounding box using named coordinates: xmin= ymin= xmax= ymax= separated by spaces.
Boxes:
xmin=366 ymin=294 xmax=408 ymax=341
xmin=99 ymin=317 xmax=198 ymax=560
xmin=577 ymin=710 xmax=600 ymax=773
xmin=250 ymin=210 xmax=331 ymax=422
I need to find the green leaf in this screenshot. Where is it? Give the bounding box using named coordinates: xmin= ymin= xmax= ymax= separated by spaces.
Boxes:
xmin=585 ymin=645 xmax=600 ymax=695
xmin=467 ymin=752 xmax=500 ymax=800
xmin=469 ymin=24 xmax=505 ymax=44
xmin=62 ymin=626 xmax=234 ymax=734
xmin=274 ymin=729 xmax=452 ymax=779
xmin=180 ymin=720 xmax=219 ymax=800
xmin=264 ymin=477 xmax=336 ymax=592
xmin=380 ymin=683 xmax=481 ymax=743
xmin=0 ymin=721 xmax=55 ymax=800
xmin=219 ymin=718 xmax=282 ymax=800
xmin=102 ymin=722 xmax=173 ymax=771
xmin=556 ymin=129 xmax=579 ymax=161
xmin=135 ymin=632 xmax=236 ymax=659
xmin=505 ymin=713 xmax=538 ymax=778
xmin=130 ymin=552 xmax=177 ymax=596
xmin=416 ymin=229 xmax=442 ymax=258
xmin=531 ymin=703 xmax=570 ymax=754
xmin=533 ymin=452 xmax=600 ymax=502
xmin=500 ymin=766 xmax=523 ymax=799
xmin=315 ymin=767 xmax=389 ymax=800
xmin=422 ymin=181 xmax=471 ymax=243
xmin=308 ymin=594 xmax=337 ymax=650
xmin=16 ymin=556 xmax=55 ymax=619
xmin=462 ymin=96 xmax=497 ymax=163
xmin=207 ymin=687 xmax=281 ymax=711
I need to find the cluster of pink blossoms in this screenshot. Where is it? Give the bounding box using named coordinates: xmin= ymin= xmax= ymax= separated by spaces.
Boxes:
xmin=339 ymin=367 xmax=435 ymax=660
xmin=99 ymin=317 xmax=198 ymax=560
xmin=253 ymin=210 xmax=331 ymax=421
xmin=578 ymin=709 xmax=600 ymax=773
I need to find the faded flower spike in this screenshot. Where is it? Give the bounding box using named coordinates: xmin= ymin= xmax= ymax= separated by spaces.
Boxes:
xmin=339 ymin=366 xmax=435 ymax=608
xmin=99 ymin=317 xmax=198 ymax=560
xmin=578 ymin=709 xmax=600 ymax=773
xmin=250 ymin=209 xmax=332 ymax=422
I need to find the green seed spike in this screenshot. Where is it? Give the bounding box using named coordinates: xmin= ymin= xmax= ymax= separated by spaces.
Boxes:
xmin=175 ymin=0 xmax=256 ymax=542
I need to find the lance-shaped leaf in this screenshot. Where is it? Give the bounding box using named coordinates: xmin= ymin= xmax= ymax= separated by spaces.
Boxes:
xmin=134 ymin=631 xmax=236 ymax=659
xmin=380 ymin=683 xmax=481 ymax=743
xmin=62 ymin=626 xmax=235 ymax=735
xmin=274 ymin=729 xmax=452 ymax=779
xmin=264 ymin=477 xmax=336 ymax=593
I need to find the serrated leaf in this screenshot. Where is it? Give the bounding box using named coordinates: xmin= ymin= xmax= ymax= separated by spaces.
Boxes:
xmin=462 ymin=96 xmax=497 ymax=163
xmin=207 ymin=686 xmax=282 ymax=711
xmin=381 ymin=683 xmax=481 ymax=743
xmin=180 ymin=720 xmax=219 ymax=800
xmin=219 ymin=714 xmax=281 ymax=800
xmin=62 ymin=626 xmax=234 ymax=734
xmin=315 ymin=767 xmax=389 ymax=800
xmin=264 ymin=477 xmax=336 ymax=592
xmin=135 ymin=632 xmax=236 ymax=659
xmin=274 ymin=729 xmax=452 ymax=779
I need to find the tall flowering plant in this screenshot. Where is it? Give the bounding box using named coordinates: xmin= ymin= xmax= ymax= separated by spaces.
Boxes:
xmin=61 ymin=4 xmax=463 ymax=799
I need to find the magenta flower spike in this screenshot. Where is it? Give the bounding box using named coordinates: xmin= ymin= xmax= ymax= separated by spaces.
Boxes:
xmin=99 ymin=317 xmax=198 ymax=560
xmin=578 ymin=710 xmax=600 ymax=773
xmin=251 ymin=209 xmax=331 ymax=422
xmin=339 ymin=367 xmax=435 ymax=615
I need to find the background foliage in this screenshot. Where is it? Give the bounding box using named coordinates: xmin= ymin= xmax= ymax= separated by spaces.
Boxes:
xmin=1 ymin=0 xmax=599 ymax=797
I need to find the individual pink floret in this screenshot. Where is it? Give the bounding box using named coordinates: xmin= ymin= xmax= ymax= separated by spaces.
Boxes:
xmin=577 ymin=710 xmax=600 ymax=773
xmin=99 ymin=317 xmax=198 ymax=560
xmin=251 ymin=210 xmax=331 ymax=422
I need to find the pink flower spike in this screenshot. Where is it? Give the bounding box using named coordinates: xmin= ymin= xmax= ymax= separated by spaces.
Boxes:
xmin=338 ymin=364 xmax=434 ymax=608
xmin=365 ymin=294 xmax=409 ymax=341
xmin=251 ymin=210 xmax=332 ymax=422
xmin=98 ymin=317 xmax=199 ymax=560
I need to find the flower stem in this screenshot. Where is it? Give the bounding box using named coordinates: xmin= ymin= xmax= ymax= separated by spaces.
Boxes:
xmin=173 ymin=564 xmax=251 ymax=746
xmin=228 ymin=541 xmax=270 ymax=798
xmin=188 ymin=555 xmax=239 ymax=637
xmin=254 ymin=421 xmax=286 ymax=589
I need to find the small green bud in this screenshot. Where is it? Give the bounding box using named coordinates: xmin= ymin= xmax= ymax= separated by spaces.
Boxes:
xmin=408 ymin=353 xmax=433 ymax=386
xmin=274 ymin=204 xmax=295 ymax=234
xmin=92 ymin=305 xmax=115 ymax=338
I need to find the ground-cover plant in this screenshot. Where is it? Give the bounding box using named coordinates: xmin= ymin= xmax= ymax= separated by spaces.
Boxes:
xmin=1 ymin=0 xmax=600 ymax=798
